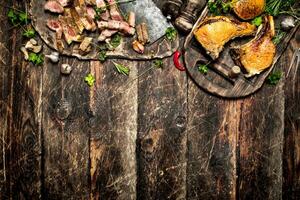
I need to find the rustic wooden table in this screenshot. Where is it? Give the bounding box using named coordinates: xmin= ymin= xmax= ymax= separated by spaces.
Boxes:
xmin=0 ymin=0 xmax=300 ymax=199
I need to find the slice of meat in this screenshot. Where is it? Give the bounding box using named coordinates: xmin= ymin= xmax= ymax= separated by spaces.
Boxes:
xmin=230 ymin=16 xmax=276 ymax=77
xmin=98 ymin=29 xmax=118 ymax=41
xmin=70 ymin=8 xmax=85 ymax=33
xmin=59 ymin=15 xmax=83 ymax=44
xmin=86 ymin=0 xmax=96 ymax=5
xmin=87 ymin=7 xmax=97 ymax=19
xmin=56 ymin=29 xmax=65 ymax=52
xmin=97 ymin=20 xmax=135 ymax=35
xmin=79 ymin=37 xmax=93 ymax=52
xmin=57 ymin=0 xmax=71 ymax=7
xmin=44 ymin=0 xmax=64 ymax=14
xmin=47 ymin=19 xmax=62 ymax=32
xmin=233 ymin=0 xmax=265 ymax=20
xmin=75 ymin=6 xmax=97 ymax=31
xmin=106 ymin=0 xmax=123 ymax=21
xmin=193 ymin=16 xmax=256 ymax=59
xmin=46 ymin=19 xmax=65 ymax=51
xmin=96 ymin=0 xmax=110 ymax=21
xmin=128 ymin=12 xmax=135 ymax=27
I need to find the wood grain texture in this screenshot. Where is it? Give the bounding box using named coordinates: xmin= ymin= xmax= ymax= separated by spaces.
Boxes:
xmin=0 ymin=1 xmax=43 ymax=199
xmin=237 ymin=73 xmax=284 ymax=199
xmin=42 ymin=49 xmax=90 ymax=199
xmin=283 ymin=29 xmax=300 ymax=200
xmin=186 ymin=86 xmax=237 ymax=199
xmin=136 ymin=58 xmax=187 ymax=200
xmin=0 ymin=2 xmax=14 ymax=199
xmin=89 ymin=60 xmax=138 ymax=200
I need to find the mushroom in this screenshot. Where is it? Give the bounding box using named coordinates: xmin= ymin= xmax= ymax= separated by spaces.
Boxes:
xmin=29 ymin=38 xmax=38 ymax=45
xmin=20 ymin=47 xmax=29 ymax=60
xmin=25 ymin=40 xmax=42 ymax=53
xmin=45 ymin=52 xmax=60 ymax=63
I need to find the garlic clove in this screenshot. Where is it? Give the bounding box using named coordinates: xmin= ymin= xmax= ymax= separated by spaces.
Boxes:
xmin=45 ymin=52 xmax=60 ymax=63
xmin=32 ymin=45 xmax=43 ymax=53
xmin=61 ymin=64 xmax=72 ymax=75
xmin=132 ymin=40 xmax=144 ymax=54
xmin=29 ymin=38 xmax=38 ymax=45
xmin=281 ymin=16 xmax=295 ymax=31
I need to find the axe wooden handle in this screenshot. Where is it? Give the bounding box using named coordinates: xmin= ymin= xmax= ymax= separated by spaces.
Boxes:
xmin=175 ymin=0 xmax=206 ymax=33
xmin=162 ymin=0 xmax=184 ymax=20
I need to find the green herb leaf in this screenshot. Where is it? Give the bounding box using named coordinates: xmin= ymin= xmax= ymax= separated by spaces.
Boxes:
xmin=252 ymin=16 xmax=263 ymax=27
xmin=267 ymin=70 xmax=282 ymax=85
xmin=110 ymin=33 xmax=122 ymax=49
xmin=18 ymin=12 xmax=29 ymax=24
xmin=208 ymin=0 xmax=232 ymax=15
xmin=85 ymin=74 xmax=96 ymax=87
xmin=153 ymin=59 xmax=163 ymax=68
xmin=28 ymin=53 xmax=44 ymax=65
xmin=23 ymin=28 xmax=35 ymax=38
xmin=273 ymin=29 xmax=286 ymax=45
xmin=98 ymin=50 xmax=107 ymax=62
xmin=198 ymin=64 xmax=209 ymax=75
xmin=113 ymin=62 xmax=130 ymax=76
xmin=165 ymin=27 xmax=177 ymax=41
xmin=8 ymin=9 xmax=18 ymax=25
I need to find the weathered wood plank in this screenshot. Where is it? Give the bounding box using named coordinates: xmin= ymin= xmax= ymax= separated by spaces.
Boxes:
xmin=0 ymin=2 xmax=14 ymax=199
xmin=186 ymin=86 xmax=237 ymax=199
xmin=0 ymin=0 xmax=43 ymax=198
xmin=89 ymin=60 xmax=138 ymax=200
xmin=237 ymin=74 xmax=284 ymax=199
xmin=136 ymin=58 xmax=187 ymax=199
xmin=42 ymin=51 xmax=90 ymax=199
xmin=283 ymin=30 xmax=300 ymax=200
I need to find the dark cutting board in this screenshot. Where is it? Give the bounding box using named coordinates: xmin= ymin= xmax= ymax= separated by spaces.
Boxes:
xmin=183 ymin=7 xmax=299 ymax=98
xmin=29 ymin=0 xmax=179 ymax=60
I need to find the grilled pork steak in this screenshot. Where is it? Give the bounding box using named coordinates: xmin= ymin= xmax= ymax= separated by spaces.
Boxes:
xmin=193 ymin=16 xmax=256 ymax=59
xmin=230 ymin=16 xmax=276 ymax=77
xmin=233 ymin=0 xmax=265 ymax=20
xmin=44 ymin=0 xmax=64 ymax=13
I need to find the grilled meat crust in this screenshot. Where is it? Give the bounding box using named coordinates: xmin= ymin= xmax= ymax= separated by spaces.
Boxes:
xmin=193 ymin=16 xmax=256 ymax=59
xmin=230 ymin=16 xmax=276 ymax=77
xmin=233 ymin=0 xmax=266 ymax=20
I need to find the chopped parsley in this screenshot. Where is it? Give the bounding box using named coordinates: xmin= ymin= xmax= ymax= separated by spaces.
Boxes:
xmin=252 ymin=16 xmax=263 ymax=27
xmin=85 ymin=74 xmax=96 ymax=87
xmin=23 ymin=28 xmax=36 ymax=38
xmin=165 ymin=27 xmax=177 ymax=41
xmin=273 ymin=29 xmax=286 ymax=45
xmin=28 ymin=53 xmax=44 ymax=65
xmin=267 ymin=70 xmax=282 ymax=85
xmin=153 ymin=59 xmax=163 ymax=68
xmin=110 ymin=34 xmax=122 ymax=48
xmin=198 ymin=64 xmax=209 ymax=75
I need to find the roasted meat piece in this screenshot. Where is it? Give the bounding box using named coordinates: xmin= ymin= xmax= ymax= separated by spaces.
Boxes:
xmin=230 ymin=16 xmax=276 ymax=77
xmin=106 ymin=0 xmax=124 ymax=21
xmin=46 ymin=19 xmax=65 ymax=51
xmin=96 ymin=0 xmax=110 ymax=21
xmin=233 ymin=0 xmax=265 ymax=20
xmin=98 ymin=29 xmax=118 ymax=41
xmin=97 ymin=20 xmax=135 ymax=35
xmin=59 ymin=16 xmax=83 ymax=44
xmin=44 ymin=0 xmax=64 ymax=14
xmin=57 ymin=0 xmax=71 ymax=7
xmin=193 ymin=16 xmax=256 ymax=59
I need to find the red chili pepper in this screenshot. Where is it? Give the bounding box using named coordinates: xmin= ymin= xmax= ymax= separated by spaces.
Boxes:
xmin=173 ymin=50 xmax=186 ymax=71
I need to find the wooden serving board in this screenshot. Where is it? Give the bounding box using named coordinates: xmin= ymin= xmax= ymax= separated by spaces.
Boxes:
xmin=29 ymin=0 xmax=179 ymax=60
xmin=183 ymin=7 xmax=299 ymax=98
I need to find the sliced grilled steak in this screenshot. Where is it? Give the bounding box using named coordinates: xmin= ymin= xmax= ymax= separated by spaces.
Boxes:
xmin=44 ymin=0 xmax=64 ymax=14
xmin=97 ymin=20 xmax=135 ymax=35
